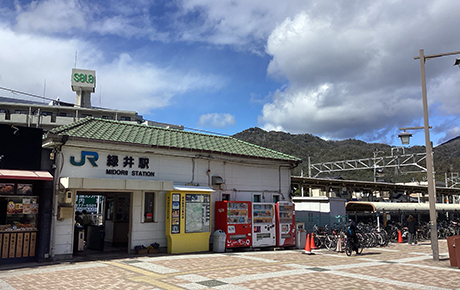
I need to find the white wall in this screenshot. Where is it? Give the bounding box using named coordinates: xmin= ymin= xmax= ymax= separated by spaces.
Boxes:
xmin=53 ymin=142 xmax=293 ymax=256
xmin=130 ymin=191 xmax=167 ymax=250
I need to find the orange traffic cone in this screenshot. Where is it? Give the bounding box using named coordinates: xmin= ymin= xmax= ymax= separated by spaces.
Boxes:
xmin=303 ymin=233 xmax=313 ymax=255
xmin=398 ymin=230 xmax=403 ymax=243
xmin=311 ymin=233 xmax=318 ymax=249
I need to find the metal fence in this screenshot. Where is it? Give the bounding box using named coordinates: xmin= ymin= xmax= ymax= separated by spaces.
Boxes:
xmin=295 ymin=212 xmax=349 ymax=233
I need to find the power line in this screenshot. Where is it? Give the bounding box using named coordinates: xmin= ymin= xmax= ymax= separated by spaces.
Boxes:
xmin=0 ymin=86 xmax=55 ymax=102
xmin=183 ymin=126 xmax=232 ymax=137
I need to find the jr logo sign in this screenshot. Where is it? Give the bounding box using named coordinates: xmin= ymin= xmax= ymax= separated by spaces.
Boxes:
xmin=70 ymin=151 xmax=99 ymax=167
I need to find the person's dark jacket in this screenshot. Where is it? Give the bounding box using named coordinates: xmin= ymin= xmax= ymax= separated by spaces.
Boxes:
xmin=407 ymin=219 xmax=417 ymax=234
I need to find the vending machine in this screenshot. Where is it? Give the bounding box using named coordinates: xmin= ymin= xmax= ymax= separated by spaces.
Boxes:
xmin=252 ymin=203 xmax=276 ymax=247
xmin=215 ymin=201 xmax=252 ymax=249
xmin=275 ymin=201 xmax=296 ymax=247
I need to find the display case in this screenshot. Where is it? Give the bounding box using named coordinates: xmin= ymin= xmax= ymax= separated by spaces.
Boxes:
xmin=0 ymin=183 xmax=38 ymax=260
xmin=185 ymin=194 xmax=210 ymax=233
xmin=0 ymin=183 xmax=38 ymax=232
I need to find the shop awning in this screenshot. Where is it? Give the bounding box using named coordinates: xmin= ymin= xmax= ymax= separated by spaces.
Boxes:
xmin=0 ymin=169 xmax=53 ymax=181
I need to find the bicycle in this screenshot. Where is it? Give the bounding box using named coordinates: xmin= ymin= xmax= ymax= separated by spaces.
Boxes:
xmin=345 ymin=236 xmax=364 ymax=256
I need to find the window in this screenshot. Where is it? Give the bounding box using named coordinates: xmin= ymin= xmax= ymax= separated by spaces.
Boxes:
xmin=253 ymin=194 xmax=261 ymax=202
xmin=120 ymin=116 xmax=131 ymax=121
xmin=144 ymin=192 xmax=155 ymax=222
xmin=81 ymin=114 xmax=92 ymax=118
xmin=102 ymin=115 xmax=114 ymax=120
xmin=222 ymin=194 xmax=230 ymax=201
xmin=273 ymin=195 xmax=280 ymax=203
xmin=14 ymin=110 xmax=27 ymax=114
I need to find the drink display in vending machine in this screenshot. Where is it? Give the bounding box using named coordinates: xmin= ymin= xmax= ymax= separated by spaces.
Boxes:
xmin=252 ymin=203 xmax=276 ymax=247
xmin=215 ymin=201 xmax=252 ymax=248
xmin=275 ymin=201 xmax=296 ymax=247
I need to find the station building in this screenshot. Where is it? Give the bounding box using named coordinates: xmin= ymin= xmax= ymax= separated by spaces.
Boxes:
xmin=42 ymin=117 xmax=301 ymax=259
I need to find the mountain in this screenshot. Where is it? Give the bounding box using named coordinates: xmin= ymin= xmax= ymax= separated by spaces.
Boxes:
xmin=233 ymin=127 xmax=460 ymax=184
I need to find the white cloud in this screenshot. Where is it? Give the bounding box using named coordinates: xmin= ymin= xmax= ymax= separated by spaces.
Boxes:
xmin=259 ymin=1 xmax=460 ymax=142
xmin=0 ymin=24 xmax=224 ymax=114
xmin=175 ymin=0 xmax=309 ymax=51
xmin=14 ymin=0 xmax=87 ymax=34
xmin=198 ymin=113 xmax=236 ymax=128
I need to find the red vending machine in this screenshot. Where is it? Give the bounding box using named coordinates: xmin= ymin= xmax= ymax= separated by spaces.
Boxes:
xmin=275 ymin=201 xmax=296 ymax=247
xmin=215 ymin=201 xmax=252 ymax=249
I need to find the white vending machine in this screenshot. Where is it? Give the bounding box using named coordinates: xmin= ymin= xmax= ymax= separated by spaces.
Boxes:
xmin=252 ymin=203 xmax=276 ymax=247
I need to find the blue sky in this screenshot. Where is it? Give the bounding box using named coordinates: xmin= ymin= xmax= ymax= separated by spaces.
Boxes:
xmin=1 ymin=0 xmax=460 ymax=147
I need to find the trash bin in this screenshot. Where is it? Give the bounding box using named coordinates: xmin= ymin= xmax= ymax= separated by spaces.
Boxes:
xmin=87 ymin=224 xmax=105 ymax=251
xmin=296 ymin=230 xmax=306 ymax=249
xmin=73 ymin=225 xmax=85 ymax=254
xmin=213 ymin=230 xmax=226 ymax=253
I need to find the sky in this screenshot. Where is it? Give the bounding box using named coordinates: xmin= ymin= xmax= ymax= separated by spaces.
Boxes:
xmin=1 ymin=0 xmax=460 ymax=147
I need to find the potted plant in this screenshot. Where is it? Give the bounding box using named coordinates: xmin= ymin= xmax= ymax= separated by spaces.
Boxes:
xmin=134 ymin=245 xmax=148 ymax=255
xmin=147 ymin=242 xmax=160 ymax=254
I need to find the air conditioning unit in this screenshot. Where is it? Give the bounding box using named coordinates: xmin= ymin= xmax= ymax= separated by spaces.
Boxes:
xmin=212 ymin=176 xmax=224 ymax=186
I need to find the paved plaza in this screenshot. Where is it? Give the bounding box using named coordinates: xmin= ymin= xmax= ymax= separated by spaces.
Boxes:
xmin=0 ymin=240 xmax=459 ymax=290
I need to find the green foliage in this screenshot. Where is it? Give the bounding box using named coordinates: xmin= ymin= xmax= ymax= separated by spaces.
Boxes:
xmin=233 ymin=128 xmax=460 ymax=183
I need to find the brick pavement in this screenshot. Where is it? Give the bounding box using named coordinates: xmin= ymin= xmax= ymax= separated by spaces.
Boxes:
xmin=0 ymin=240 xmax=459 ymax=290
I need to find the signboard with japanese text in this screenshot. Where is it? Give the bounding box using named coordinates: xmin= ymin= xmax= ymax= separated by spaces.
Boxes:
xmin=63 ymin=148 xmax=157 ymax=180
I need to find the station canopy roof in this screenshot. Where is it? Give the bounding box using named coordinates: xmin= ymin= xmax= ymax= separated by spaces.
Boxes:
xmin=346 ymin=201 xmax=460 ymax=212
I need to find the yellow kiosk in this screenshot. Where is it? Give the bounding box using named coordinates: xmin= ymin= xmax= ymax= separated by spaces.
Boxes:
xmin=165 ymin=189 xmax=211 ymax=254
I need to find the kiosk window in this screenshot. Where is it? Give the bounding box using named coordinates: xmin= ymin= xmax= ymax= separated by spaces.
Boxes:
xmin=144 ymin=192 xmax=155 ymax=222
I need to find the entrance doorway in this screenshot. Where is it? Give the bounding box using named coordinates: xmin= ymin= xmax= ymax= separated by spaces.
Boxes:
xmin=75 ymin=192 xmax=131 ymax=256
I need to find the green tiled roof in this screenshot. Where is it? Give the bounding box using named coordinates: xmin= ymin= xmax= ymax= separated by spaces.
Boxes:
xmin=48 ymin=118 xmax=301 ymax=163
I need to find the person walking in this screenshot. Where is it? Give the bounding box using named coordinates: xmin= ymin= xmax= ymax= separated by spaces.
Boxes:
xmin=407 ymin=215 xmax=418 ymax=245
xmin=347 ymin=219 xmax=359 ymax=254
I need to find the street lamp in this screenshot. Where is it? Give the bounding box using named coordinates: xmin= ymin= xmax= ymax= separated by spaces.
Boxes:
xmin=404 ymin=49 xmax=460 ymax=261
xmin=397 ymin=130 xmax=412 ymax=145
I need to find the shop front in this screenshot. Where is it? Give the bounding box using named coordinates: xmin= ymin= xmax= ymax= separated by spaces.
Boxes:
xmin=0 ymin=170 xmax=53 ymax=264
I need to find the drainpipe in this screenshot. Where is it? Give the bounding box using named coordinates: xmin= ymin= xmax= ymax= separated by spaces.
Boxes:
xmin=50 ymin=149 xmax=62 ymax=259
xmin=279 ymin=166 xmax=285 ymax=200
xmin=49 ymin=136 xmax=67 ymax=260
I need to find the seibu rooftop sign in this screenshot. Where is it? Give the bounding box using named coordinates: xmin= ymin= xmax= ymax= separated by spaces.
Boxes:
xmin=71 ymin=68 xmax=96 ymax=92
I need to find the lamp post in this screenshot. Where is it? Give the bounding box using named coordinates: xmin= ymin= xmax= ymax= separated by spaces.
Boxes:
xmin=400 ymin=49 xmax=460 ymax=261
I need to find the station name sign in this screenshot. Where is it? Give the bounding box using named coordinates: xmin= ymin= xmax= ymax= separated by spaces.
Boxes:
xmin=69 ymin=150 xmax=155 ymax=178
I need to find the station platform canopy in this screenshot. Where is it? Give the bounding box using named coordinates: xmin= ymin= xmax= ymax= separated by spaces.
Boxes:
xmin=346 ymin=201 xmax=460 ymax=213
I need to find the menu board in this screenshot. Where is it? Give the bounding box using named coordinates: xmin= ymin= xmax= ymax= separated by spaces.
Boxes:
xmin=0 ymin=183 xmax=15 ymax=195
xmin=171 ymin=194 xmax=181 ymax=234
xmin=185 ymin=194 xmax=210 ymax=233
xmin=17 ymin=184 xmax=33 ymax=195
